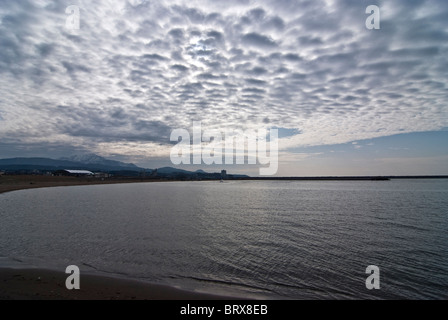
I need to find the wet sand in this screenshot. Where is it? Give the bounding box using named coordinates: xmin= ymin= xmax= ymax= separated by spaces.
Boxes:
xmin=0 ymin=268 xmax=235 ymax=300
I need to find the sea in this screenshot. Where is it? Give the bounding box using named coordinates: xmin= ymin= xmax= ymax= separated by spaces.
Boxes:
xmin=0 ymin=179 xmax=447 ymax=299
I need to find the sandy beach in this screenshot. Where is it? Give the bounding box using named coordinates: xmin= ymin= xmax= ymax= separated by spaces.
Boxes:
xmin=0 ymin=175 xmax=167 ymax=195
xmin=0 ymin=268 xmax=235 ymax=300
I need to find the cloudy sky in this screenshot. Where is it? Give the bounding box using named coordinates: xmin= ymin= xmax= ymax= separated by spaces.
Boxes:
xmin=0 ymin=0 xmax=447 ymax=176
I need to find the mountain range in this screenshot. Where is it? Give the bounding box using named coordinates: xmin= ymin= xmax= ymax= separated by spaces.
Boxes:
xmin=60 ymin=154 xmax=140 ymax=170
xmin=0 ymin=154 xmax=248 ymax=178
xmin=0 ymin=154 xmax=142 ymax=172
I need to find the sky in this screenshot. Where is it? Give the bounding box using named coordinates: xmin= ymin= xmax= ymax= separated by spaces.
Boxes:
xmin=0 ymin=0 xmax=447 ymax=176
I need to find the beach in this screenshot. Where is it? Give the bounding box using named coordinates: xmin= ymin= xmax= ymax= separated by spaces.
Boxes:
xmin=0 ymin=175 xmax=165 ymax=195
xmin=0 ymin=268 xmax=233 ymax=300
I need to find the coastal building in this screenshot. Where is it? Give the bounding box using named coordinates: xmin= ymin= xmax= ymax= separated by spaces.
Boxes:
xmin=54 ymin=169 xmax=94 ymax=177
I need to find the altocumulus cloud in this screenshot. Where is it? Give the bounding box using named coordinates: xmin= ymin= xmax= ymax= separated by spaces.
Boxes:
xmin=0 ymin=0 xmax=447 ymax=160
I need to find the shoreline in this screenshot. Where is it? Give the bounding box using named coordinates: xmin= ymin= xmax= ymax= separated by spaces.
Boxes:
xmin=0 ymin=175 xmax=171 ymax=195
xmin=0 ymin=267 xmax=241 ymax=300
xmin=2 ymin=174 xmax=448 ymax=195
xmin=0 ymin=176 xmax=252 ymax=300
xmin=0 ymin=176 xmax=230 ymax=300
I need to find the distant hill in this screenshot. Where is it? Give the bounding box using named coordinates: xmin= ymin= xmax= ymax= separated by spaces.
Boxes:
xmin=60 ymin=154 xmax=139 ymax=170
xmin=0 ymin=154 xmax=249 ymax=179
xmin=156 ymin=167 xmax=196 ymax=174
xmin=0 ymin=156 xmax=143 ymax=172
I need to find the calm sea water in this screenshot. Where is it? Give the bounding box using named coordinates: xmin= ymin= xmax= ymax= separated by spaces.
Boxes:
xmin=0 ymin=180 xmax=447 ymax=299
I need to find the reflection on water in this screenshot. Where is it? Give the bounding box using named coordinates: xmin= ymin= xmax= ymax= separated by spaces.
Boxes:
xmin=0 ymin=180 xmax=447 ymax=299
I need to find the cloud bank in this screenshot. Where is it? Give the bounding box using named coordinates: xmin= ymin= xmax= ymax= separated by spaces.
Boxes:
xmin=0 ymin=0 xmax=447 ymax=163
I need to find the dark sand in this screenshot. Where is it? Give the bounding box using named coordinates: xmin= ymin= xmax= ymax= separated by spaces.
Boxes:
xmin=0 ymin=175 xmax=166 ymax=195
xmin=0 ymin=268 xmax=236 ymax=300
